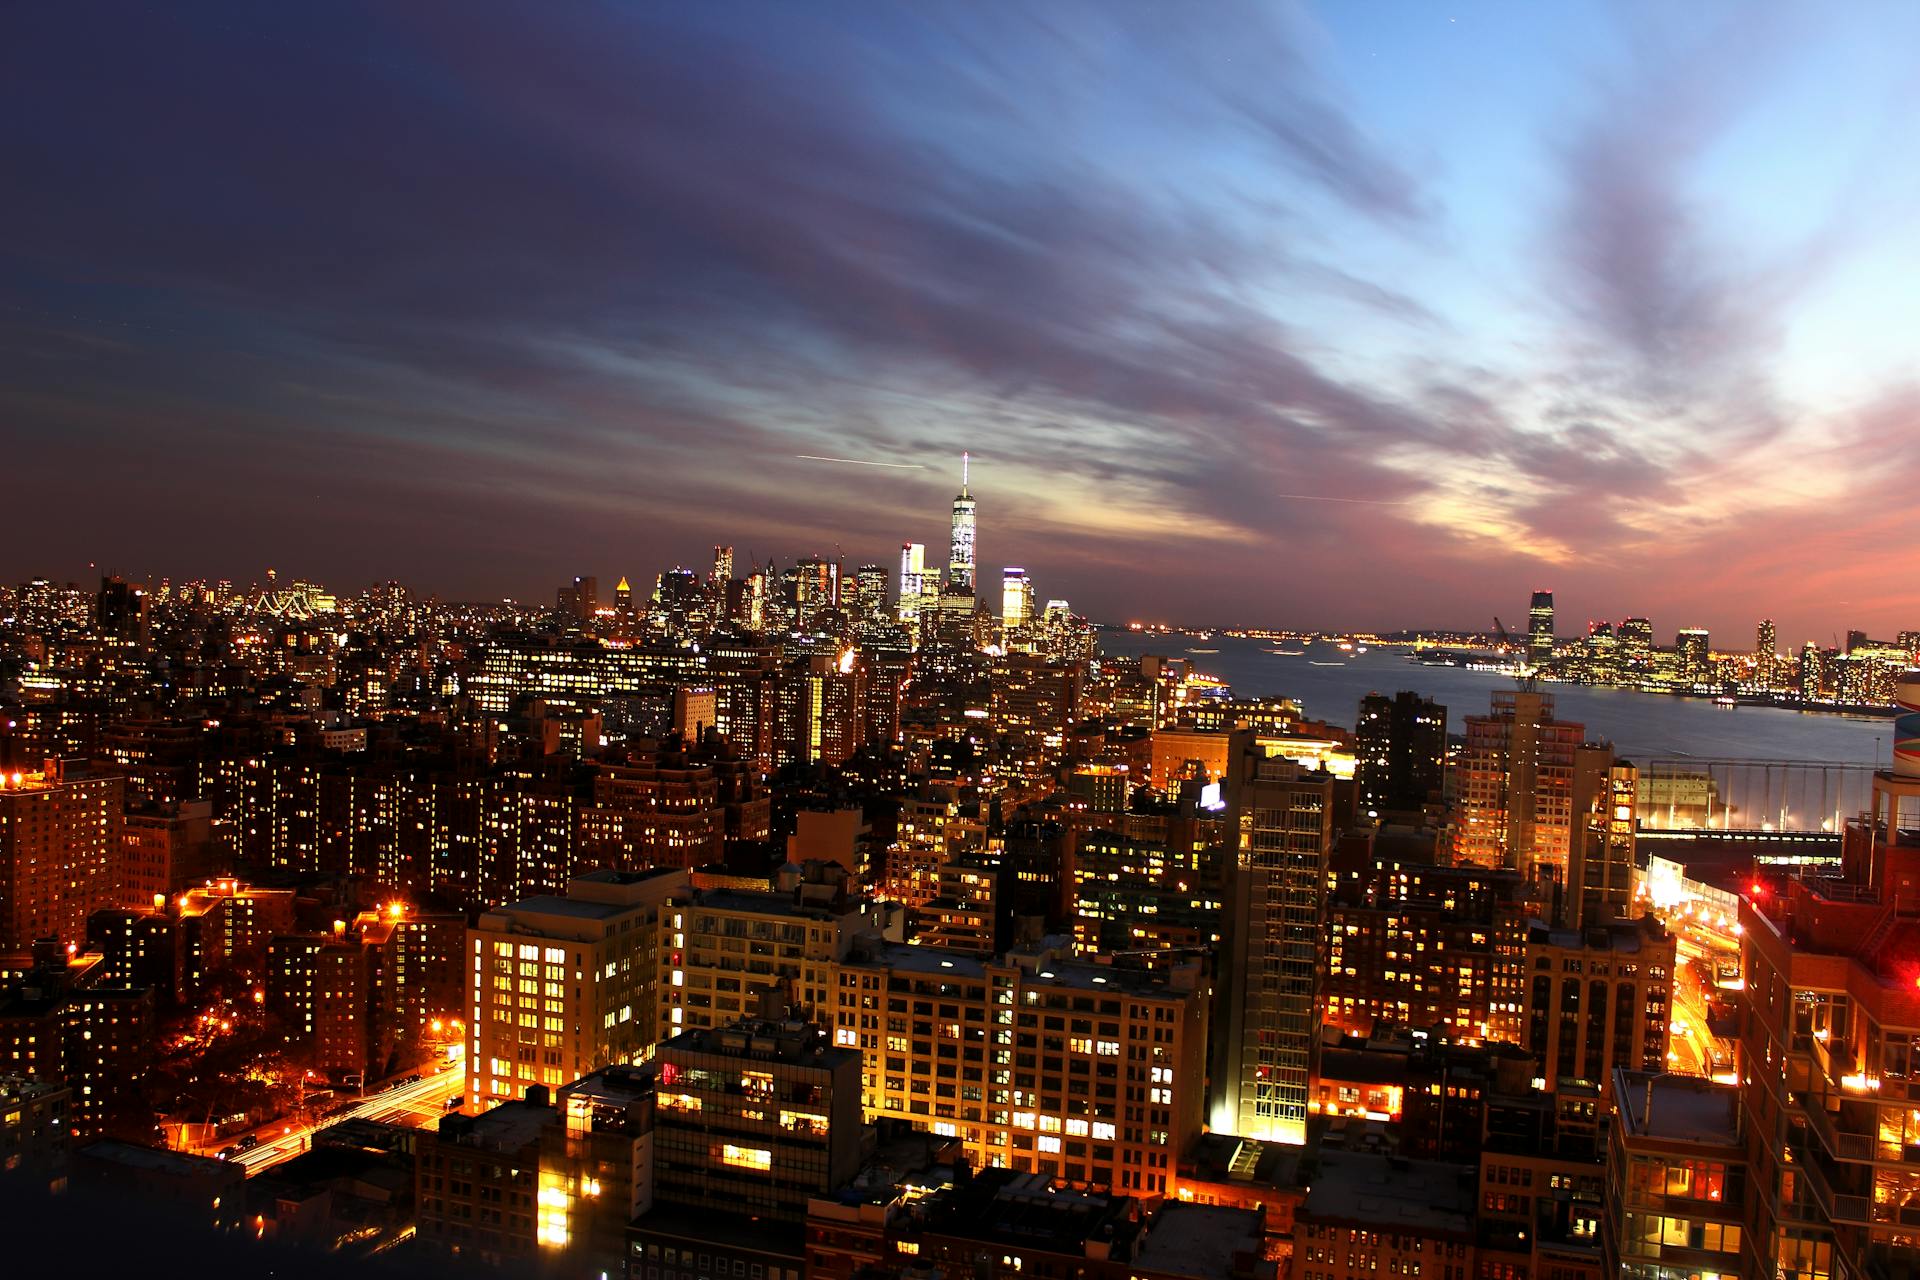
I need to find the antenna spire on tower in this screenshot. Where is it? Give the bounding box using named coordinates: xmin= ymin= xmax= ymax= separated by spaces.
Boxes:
xmin=961 ymin=451 xmax=970 ymax=496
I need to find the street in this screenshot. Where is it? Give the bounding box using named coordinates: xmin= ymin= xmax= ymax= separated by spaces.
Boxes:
xmin=230 ymin=1060 xmax=467 ymax=1176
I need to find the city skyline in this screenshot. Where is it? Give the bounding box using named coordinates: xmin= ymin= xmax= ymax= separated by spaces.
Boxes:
xmin=7 ymin=4 xmax=1920 ymax=639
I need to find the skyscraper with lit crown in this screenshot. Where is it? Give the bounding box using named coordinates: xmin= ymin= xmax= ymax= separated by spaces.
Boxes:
xmin=1527 ymin=589 xmax=1555 ymax=667
xmin=947 ymin=453 xmax=976 ymax=596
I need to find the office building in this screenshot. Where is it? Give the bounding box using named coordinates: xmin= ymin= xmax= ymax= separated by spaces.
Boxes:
xmin=1213 ymin=735 xmax=1334 ymax=1144
xmin=653 ymin=1013 xmax=862 ymax=1222
xmin=834 ymin=938 xmax=1209 ymax=1195
xmin=467 ymin=868 xmax=687 ymax=1108
xmin=1001 ymin=567 xmax=1033 ymax=631
xmin=1676 ymin=628 xmax=1711 ymax=685
xmin=948 ymin=454 xmax=977 ymax=597
xmin=1528 ymin=590 xmax=1555 ymax=667
xmin=1618 ymin=617 xmax=1654 ymax=667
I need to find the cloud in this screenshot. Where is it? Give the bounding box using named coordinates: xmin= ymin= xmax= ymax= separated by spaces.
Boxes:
xmin=0 ymin=3 xmax=1915 ymax=636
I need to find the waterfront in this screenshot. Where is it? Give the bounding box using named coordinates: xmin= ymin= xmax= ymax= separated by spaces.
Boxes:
xmin=1099 ymin=632 xmax=1892 ymax=767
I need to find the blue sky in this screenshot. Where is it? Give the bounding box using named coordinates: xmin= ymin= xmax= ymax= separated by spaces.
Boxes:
xmin=3 ymin=1 xmax=1918 ymax=640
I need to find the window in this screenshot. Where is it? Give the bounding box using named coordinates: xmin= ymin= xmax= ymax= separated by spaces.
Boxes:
xmin=721 ymin=1145 xmax=772 ymax=1171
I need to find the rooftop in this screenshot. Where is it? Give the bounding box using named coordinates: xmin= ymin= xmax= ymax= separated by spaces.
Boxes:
xmin=483 ymin=894 xmax=631 ymax=923
xmin=1614 ymin=1071 xmax=1741 ymax=1147
xmin=913 ymin=1168 xmax=1135 ymax=1254
xmin=1133 ymin=1202 xmax=1263 ymax=1280
xmin=76 ymin=1138 xmax=239 ymax=1179
xmin=1302 ymin=1152 xmax=1476 ymax=1235
xmin=662 ymin=1017 xmax=857 ymax=1069
xmin=436 ymin=1097 xmax=553 ymax=1151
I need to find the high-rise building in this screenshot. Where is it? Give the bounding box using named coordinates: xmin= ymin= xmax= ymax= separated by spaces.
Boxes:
xmin=897 ymin=543 xmax=927 ymax=631
xmin=95 ymin=576 xmax=147 ymax=644
xmin=1799 ymin=640 xmax=1824 ymax=699
xmin=1353 ymin=691 xmax=1447 ymax=815
xmin=1675 ymin=627 xmax=1710 ymax=685
xmin=776 ymin=652 xmax=867 ymax=767
xmin=712 ymin=545 xmax=734 ymax=589
xmin=1213 ymin=733 xmax=1334 ymax=1144
xmin=1001 ymin=567 xmax=1033 ymax=631
xmin=1755 ymin=618 xmax=1778 ymax=687
xmin=1451 ymin=690 xmax=1583 ymax=886
xmin=744 ymin=569 xmax=766 ymax=631
xmin=1618 ymin=617 xmax=1654 ymax=667
xmin=557 ymin=575 xmax=599 ymax=621
xmin=947 ymin=453 xmax=977 ymax=596
xmin=0 ymin=760 xmax=124 ymax=950
xmin=1528 ymin=590 xmax=1555 ymax=668
xmin=852 ymin=563 xmax=888 ymax=624
xmin=793 ymin=557 xmax=835 ymax=632
xmin=1570 ymin=747 xmax=1639 ymax=928
xmin=467 ymin=868 xmax=687 ymax=1108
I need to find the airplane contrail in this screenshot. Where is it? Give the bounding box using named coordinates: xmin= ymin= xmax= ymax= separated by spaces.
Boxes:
xmin=794 ymin=455 xmax=928 ymax=470
xmin=1271 ymin=493 xmax=1413 ymax=506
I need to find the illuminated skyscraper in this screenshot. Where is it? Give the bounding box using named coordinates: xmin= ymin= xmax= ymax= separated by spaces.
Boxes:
xmin=1755 ymin=618 xmax=1777 ymax=687
xmin=947 ymin=453 xmax=976 ymax=596
xmin=1618 ymin=617 xmax=1654 ymax=667
xmin=1799 ymin=641 xmax=1823 ymax=699
xmin=1527 ymin=590 xmax=1555 ymax=667
xmin=711 ymin=545 xmax=733 ymax=587
xmin=744 ymin=570 xmax=765 ymax=632
xmin=852 ymin=563 xmax=888 ymax=624
xmin=1676 ymin=627 xmax=1710 ymax=685
xmin=793 ymin=557 xmax=834 ymax=632
xmin=897 ymin=542 xmax=926 ymax=618
xmin=1000 ymin=567 xmax=1032 ymax=629
xmin=1214 ymin=730 xmax=1333 ymax=1144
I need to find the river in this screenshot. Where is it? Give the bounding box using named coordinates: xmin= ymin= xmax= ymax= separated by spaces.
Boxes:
xmin=1097 ymin=632 xmax=1891 ymax=767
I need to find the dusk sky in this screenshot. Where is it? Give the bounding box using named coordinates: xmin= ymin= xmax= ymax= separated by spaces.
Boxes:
xmin=5 ymin=2 xmax=1919 ymax=641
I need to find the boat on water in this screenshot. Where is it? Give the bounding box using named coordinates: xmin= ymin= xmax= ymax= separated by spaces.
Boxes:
xmin=1270 ymin=648 xmax=1305 ymax=656
xmin=1310 ymin=660 xmax=1346 ymax=667
xmin=1713 ymin=696 xmax=1737 ymax=707
xmin=1187 ymin=647 xmax=1219 ymax=654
